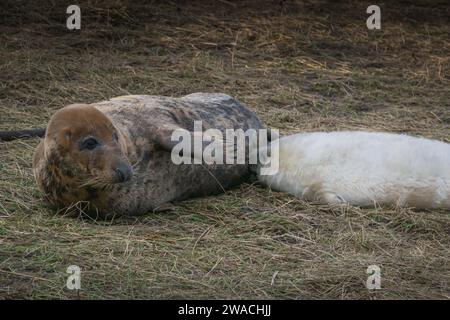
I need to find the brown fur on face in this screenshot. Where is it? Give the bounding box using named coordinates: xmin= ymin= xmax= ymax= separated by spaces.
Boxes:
xmin=33 ymin=104 xmax=132 ymax=208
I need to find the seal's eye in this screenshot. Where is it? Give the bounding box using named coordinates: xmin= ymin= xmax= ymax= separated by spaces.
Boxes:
xmin=113 ymin=132 xmax=118 ymax=141
xmin=80 ymin=137 xmax=99 ymax=150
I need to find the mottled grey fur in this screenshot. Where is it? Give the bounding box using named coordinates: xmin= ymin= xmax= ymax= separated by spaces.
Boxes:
xmin=37 ymin=93 xmax=266 ymax=217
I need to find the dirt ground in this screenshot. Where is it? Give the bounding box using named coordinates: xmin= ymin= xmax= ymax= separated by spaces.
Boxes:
xmin=0 ymin=0 xmax=449 ymax=299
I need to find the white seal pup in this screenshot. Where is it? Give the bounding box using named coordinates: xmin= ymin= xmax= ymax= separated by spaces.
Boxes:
xmin=258 ymin=131 xmax=450 ymax=209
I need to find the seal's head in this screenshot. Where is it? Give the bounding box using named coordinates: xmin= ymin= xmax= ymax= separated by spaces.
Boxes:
xmin=43 ymin=104 xmax=133 ymax=187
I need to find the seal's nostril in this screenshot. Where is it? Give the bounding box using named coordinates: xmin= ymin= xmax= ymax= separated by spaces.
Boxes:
xmin=115 ymin=163 xmax=132 ymax=183
xmin=115 ymin=168 xmax=125 ymax=182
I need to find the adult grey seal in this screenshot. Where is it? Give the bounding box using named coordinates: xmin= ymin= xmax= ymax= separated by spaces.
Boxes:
xmin=32 ymin=93 xmax=267 ymax=217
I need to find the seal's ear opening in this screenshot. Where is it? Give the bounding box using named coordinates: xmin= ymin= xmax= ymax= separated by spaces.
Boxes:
xmin=64 ymin=128 xmax=72 ymax=140
xmin=56 ymin=127 xmax=73 ymax=146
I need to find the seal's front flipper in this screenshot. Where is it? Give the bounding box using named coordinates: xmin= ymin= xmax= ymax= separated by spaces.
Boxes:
xmin=153 ymin=124 xmax=234 ymax=163
xmin=152 ymin=124 xmax=188 ymax=153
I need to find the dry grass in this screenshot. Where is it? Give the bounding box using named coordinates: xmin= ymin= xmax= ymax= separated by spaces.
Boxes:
xmin=1 ymin=0 xmax=450 ymax=299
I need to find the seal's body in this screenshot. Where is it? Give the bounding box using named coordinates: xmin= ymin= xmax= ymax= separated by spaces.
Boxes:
xmin=33 ymin=93 xmax=265 ymax=216
xmin=258 ymin=131 xmax=450 ymax=209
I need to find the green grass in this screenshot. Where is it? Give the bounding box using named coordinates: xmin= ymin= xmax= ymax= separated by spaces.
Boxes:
xmin=0 ymin=0 xmax=449 ymax=299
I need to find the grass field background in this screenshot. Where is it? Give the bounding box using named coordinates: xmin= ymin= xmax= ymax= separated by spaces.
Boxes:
xmin=0 ymin=0 xmax=449 ymax=299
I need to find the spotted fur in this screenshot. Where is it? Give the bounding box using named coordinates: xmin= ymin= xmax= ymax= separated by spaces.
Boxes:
xmin=33 ymin=93 xmax=266 ymax=216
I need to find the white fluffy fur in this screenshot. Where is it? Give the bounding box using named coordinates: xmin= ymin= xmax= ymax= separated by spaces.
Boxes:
xmin=258 ymin=131 xmax=450 ymax=209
